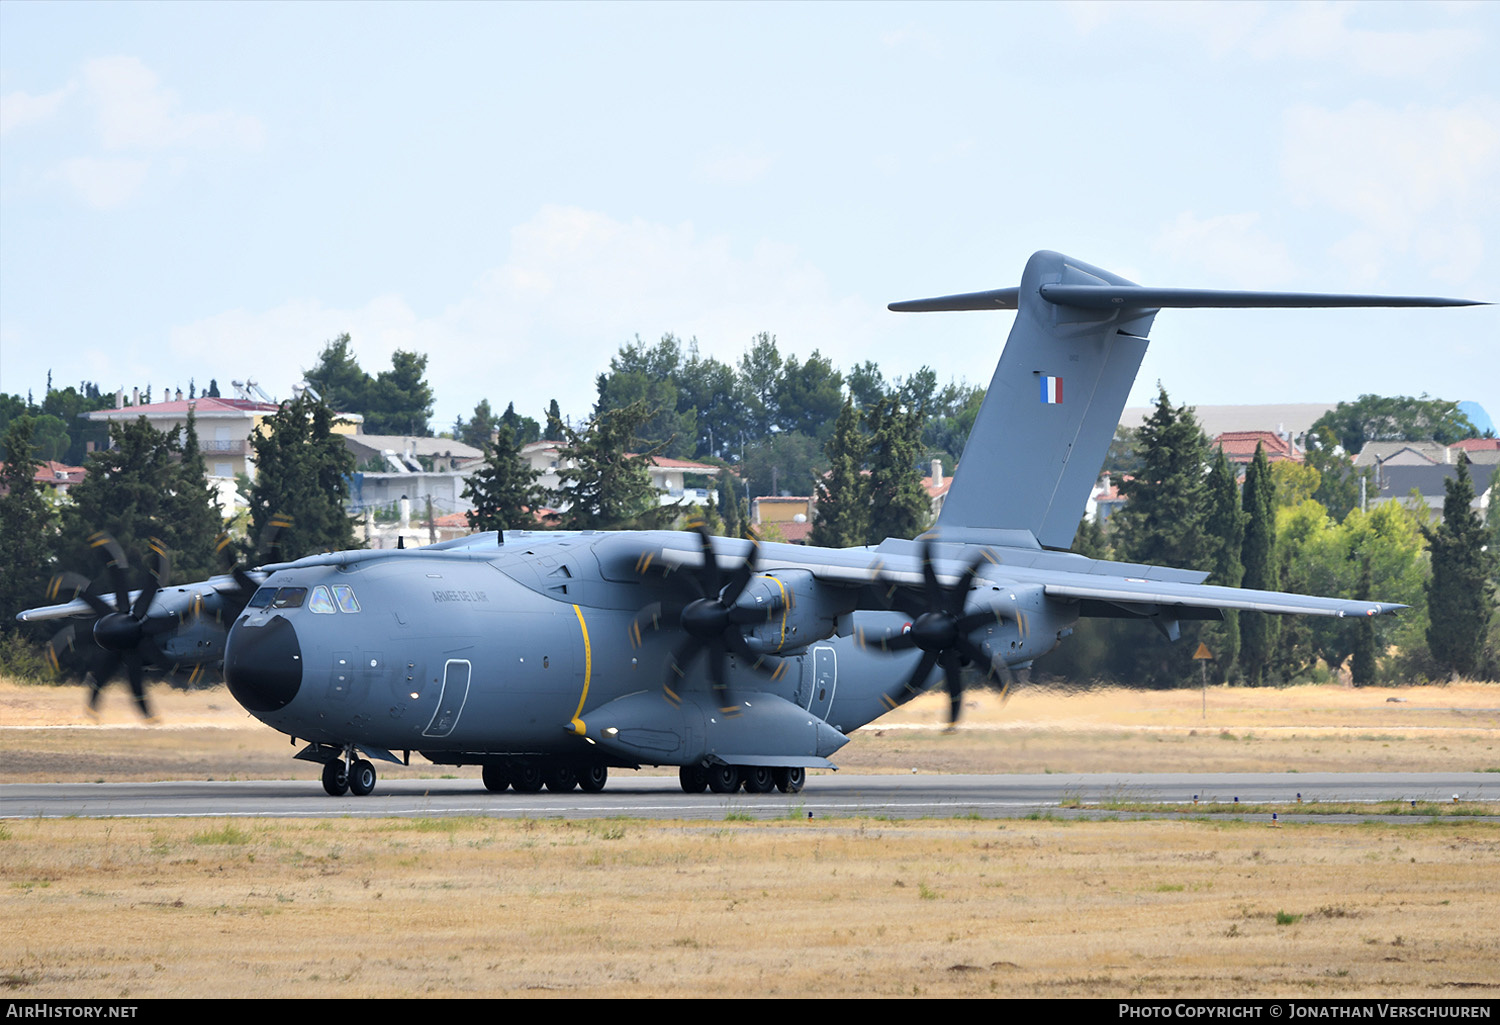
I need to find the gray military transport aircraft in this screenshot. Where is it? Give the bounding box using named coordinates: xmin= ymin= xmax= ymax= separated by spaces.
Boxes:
xmin=17 ymin=250 xmax=1485 ymax=798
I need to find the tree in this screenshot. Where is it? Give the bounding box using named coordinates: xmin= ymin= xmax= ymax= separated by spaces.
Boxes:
xmin=57 ymin=417 xmax=221 ymax=582
xmin=1424 ymin=457 xmax=1496 ymax=679
xmin=737 ymin=332 xmax=783 ymax=437
xmin=1351 ymin=556 xmax=1377 ymax=686
xmin=305 ymin=337 xmax=435 ymax=436
xmin=1111 ymin=388 xmax=1211 ymax=571
xmin=740 ymin=431 xmax=823 ymax=503
xmin=455 ymin=399 xmax=501 ymax=449
xmin=364 ymin=350 xmax=435 ymax=435
xmin=1311 ymin=394 xmax=1476 ymax=455
xmin=168 ymin=412 xmax=229 ymax=582
xmin=497 ymin=402 xmax=541 ymax=447
xmin=304 ymin=334 xmax=372 ymax=414
xmin=463 ymin=424 xmax=544 ymax=533
xmin=246 ymin=395 xmax=358 ymax=560
xmin=0 ymin=417 xmax=55 ymax=637
xmin=544 ymin=399 xmax=564 ymax=442
xmin=1239 ymin=442 xmax=1279 ymax=686
xmin=865 ymin=397 xmax=929 ymax=543
xmin=594 ymin=336 xmax=695 ymax=458
xmin=811 ymin=398 xmax=869 ymax=549
xmin=775 ymin=350 xmax=843 ymax=440
xmin=1203 ymin=448 xmax=1246 ymax=681
xmin=551 ymin=400 xmax=672 ymax=531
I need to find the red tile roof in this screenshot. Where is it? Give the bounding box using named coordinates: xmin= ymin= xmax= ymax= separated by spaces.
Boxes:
xmin=1212 ymin=431 xmax=1302 ymax=463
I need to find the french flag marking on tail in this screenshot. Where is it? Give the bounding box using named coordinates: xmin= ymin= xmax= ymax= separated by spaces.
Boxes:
xmin=1040 ymin=375 xmax=1063 ymax=404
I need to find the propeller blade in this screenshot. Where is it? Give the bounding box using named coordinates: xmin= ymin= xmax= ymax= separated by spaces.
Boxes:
xmin=940 ymin=650 xmax=964 ymax=726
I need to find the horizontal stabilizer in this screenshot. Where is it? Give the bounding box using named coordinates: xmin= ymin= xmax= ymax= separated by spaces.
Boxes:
xmin=890 ymin=284 xmax=1483 ymax=313
xmin=888 ymin=287 xmax=1019 ymax=312
xmin=1037 ymin=285 xmax=1486 ymax=310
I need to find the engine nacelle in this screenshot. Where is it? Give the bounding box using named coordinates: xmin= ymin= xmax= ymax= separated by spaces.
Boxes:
xmin=737 ymin=570 xmax=844 ymax=654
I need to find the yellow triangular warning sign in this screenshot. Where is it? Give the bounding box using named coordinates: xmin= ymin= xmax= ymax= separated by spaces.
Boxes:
xmin=1192 ymin=643 xmax=1214 ymax=660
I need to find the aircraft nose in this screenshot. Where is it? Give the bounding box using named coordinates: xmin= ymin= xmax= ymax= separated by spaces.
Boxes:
xmin=225 ymin=614 xmax=303 ymax=712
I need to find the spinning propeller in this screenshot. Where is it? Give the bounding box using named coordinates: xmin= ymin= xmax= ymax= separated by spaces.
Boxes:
xmin=630 ymin=524 xmax=790 ymax=713
xmin=212 ymin=513 xmax=293 ymax=620
xmin=45 ymin=533 xmax=175 ymax=720
xmin=858 ymin=540 xmax=1009 ymax=726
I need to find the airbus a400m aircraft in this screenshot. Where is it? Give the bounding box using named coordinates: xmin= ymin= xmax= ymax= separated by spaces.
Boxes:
xmin=18 ymin=251 xmax=1484 ymax=798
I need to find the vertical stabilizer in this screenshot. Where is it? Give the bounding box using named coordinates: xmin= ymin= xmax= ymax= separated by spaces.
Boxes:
xmin=921 ymin=251 xmax=1156 ymax=549
xmin=891 ymin=252 xmax=1483 ymax=550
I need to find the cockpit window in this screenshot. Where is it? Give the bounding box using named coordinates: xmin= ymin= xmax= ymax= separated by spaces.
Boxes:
xmin=309 ymin=585 xmax=336 ymax=614
xmin=332 ymin=584 xmax=361 ymax=613
xmin=270 ymin=587 xmax=307 ymax=609
xmin=248 ymin=587 xmax=277 ymax=609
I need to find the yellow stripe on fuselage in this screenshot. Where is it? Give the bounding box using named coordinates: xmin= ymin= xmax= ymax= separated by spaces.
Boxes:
xmin=571 ymin=604 xmax=592 ymax=735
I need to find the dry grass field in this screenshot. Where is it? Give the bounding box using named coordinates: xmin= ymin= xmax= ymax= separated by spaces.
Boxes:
xmin=3 ymin=677 xmax=1499 ymax=999
xmin=3 ymin=677 xmax=1499 ymax=780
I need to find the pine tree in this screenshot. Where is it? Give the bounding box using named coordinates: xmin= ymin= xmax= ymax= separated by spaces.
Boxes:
xmin=1424 ymin=457 xmax=1495 ymax=679
xmin=463 ymin=423 xmax=544 ymax=532
xmin=1240 ymin=442 xmax=1279 ymax=686
xmin=1108 ymin=388 xmax=1214 ymax=685
xmin=551 ymin=400 xmax=671 ymax=530
xmin=0 ymin=417 xmax=55 ymax=636
xmin=811 ymin=398 xmax=869 ymax=549
xmin=544 ymin=399 xmax=564 ymax=442
xmin=58 ymin=417 xmax=218 ymax=580
xmin=865 ymin=397 xmax=928 ymax=543
xmin=1112 ymin=388 xmax=1211 ymax=570
xmin=247 ymin=394 xmax=358 ymax=559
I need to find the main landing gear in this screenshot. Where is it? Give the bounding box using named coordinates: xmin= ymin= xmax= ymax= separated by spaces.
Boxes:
xmin=679 ymin=764 xmax=805 ymax=794
xmin=321 ymin=750 xmax=378 ymax=797
xmin=481 ymin=762 xmax=609 ymax=794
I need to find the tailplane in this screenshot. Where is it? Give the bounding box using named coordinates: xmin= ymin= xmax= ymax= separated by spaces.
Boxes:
xmin=893 ymin=250 xmax=1485 ymax=550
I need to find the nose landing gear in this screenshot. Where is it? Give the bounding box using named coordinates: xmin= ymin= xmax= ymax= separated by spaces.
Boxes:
xmin=320 ymin=748 xmax=378 ymax=797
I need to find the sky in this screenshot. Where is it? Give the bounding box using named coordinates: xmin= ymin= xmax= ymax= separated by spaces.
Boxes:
xmin=2 ymin=1 xmax=1497 ymax=437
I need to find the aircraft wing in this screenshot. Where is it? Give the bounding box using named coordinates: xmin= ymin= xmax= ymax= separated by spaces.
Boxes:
xmin=1042 ymin=578 xmax=1403 ymax=619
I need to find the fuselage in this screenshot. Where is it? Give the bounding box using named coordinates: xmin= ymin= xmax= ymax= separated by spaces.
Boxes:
xmin=222 ymin=530 xmax=1071 ymax=771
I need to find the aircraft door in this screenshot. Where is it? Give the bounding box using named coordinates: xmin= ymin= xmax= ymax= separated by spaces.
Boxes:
xmin=804 ymin=646 xmax=836 ymax=719
xmin=423 ymin=659 xmax=472 ymax=738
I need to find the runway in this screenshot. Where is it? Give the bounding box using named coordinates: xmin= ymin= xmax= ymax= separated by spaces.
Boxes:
xmin=3 ymin=771 xmax=1495 ymax=821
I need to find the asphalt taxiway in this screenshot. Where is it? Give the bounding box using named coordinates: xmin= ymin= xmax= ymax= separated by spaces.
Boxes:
xmin=2 ymin=771 xmax=1495 ymax=821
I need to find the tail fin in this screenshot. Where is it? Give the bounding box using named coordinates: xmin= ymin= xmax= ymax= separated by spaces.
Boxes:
xmin=894 ymin=250 xmax=1485 ymax=550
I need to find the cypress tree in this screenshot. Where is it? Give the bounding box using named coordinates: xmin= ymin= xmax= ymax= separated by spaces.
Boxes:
xmin=1240 ymin=442 xmax=1279 ymax=686
xmin=811 ymin=398 xmax=870 ymax=549
xmin=1423 ymin=457 xmax=1495 ymax=679
xmin=865 ymin=397 xmax=928 ymax=543
xmin=167 ymin=410 xmax=228 ymax=581
xmin=1203 ymin=447 xmax=1246 ymax=682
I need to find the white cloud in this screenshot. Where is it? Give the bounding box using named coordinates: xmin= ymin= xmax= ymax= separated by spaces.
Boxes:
xmin=0 ymin=84 xmax=75 ymax=136
xmin=58 ymin=157 xmax=150 ymax=210
xmin=1152 ymin=212 xmax=1298 ymax=286
xmin=695 ymin=146 xmax=775 ymax=186
xmin=1065 ymin=1 xmax=1484 ymax=79
xmin=81 ymin=56 xmax=264 ymax=152
xmin=166 ymin=207 xmax=888 ymax=427
xmin=1280 ymin=100 xmax=1499 ymax=282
